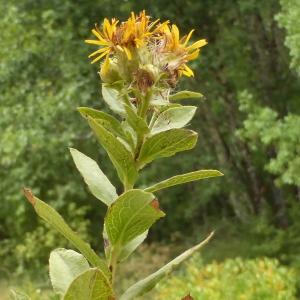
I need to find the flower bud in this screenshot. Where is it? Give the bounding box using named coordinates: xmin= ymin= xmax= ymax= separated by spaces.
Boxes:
xmin=99 ymin=58 xmax=121 ymax=83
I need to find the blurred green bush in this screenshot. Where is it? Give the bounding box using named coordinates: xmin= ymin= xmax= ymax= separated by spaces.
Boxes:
xmin=155 ymin=256 xmax=297 ymax=300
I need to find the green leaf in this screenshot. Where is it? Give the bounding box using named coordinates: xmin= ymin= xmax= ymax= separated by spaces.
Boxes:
xmin=88 ymin=118 xmax=138 ymax=187
xmin=169 ymin=90 xmax=203 ymax=101
xmin=78 ymin=107 xmax=127 ymax=140
xmin=151 ymin=106 xmax=197 ymax=135
xmin=105 ymin=190 xmax=164 ymax=249
xmin=119 ymin=231 xmax=148 ymax=262
xmin=102 ymin=83 xmax=125 ymax=115
xmin=23 ymin=188 xmax=109 ymax=277
xmin=145 ymin=170 xmax=224 ymax=193
xmin=103 ymin=227 xmax=148 ymax=263
xmin=63 ymin=268 xmax=114 ymax=300
xmin=121 ymin=120 xmax=137 ymax=150
xmin=125 ymin=105 xmax=149 ymax=137
xmin=49 ymin=248 xmax=90 ymax=295
xmin=120 ymin=232 xmax=214 ymax=300
xmin=70 ymin=148 xmax=118 ymax=206
xmin=137 ymin=129 xmax=198 ymax=167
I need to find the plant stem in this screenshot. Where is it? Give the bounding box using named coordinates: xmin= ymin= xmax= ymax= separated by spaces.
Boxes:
xmin=124 ymin=181 xmax=134 ymax=191
xmin=109 ymin=247 xmax=119 ymax=291
xmin=138 ymin=90 xmax=153 ymax=119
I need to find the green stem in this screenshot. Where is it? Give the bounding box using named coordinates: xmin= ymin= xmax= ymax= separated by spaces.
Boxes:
xmin=138 ymin=90 xmax=153 ymax=119
xmin=114 ymin=89 xmax=154 ymax=293
xmin=124 ymin=181 xmax=134 ymax=191
xmin=109 ymin=247 xmax=119 ymax=290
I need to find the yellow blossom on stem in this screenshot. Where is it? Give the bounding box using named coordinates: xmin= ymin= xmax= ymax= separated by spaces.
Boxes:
xmin=154 ymin=23 xmax=207 ymax=77
xmin=85 ymin=11 xmax=159 ymax=64
xmin=85 ymin=11 xmax=207 ymax=86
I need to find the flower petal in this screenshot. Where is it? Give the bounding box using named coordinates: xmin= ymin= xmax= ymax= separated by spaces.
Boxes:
xmin=182 ymin=64 xmax=194 ymax=77
xmin=187 ymin=39 xmax=207 ymax=51
xmin=183 ymin=29 xmax=195 ymax=46
xmin=91 ymin=50 xmax=110 ymax=64
xmin=186 ymin=50 xmax=200 ymax=61
xmin=85 ymin=39 xmax=106 ymax=46
xmin=88 ymin=47 xmax=110 ymax=58
xmin=92 ymin=29 xmax=108 ymax=44
xmin=123 ymin=47 xmax=132 ymax=60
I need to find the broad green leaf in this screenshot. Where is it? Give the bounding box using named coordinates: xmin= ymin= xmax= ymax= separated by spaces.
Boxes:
xmin=169 ymin=90 xmax=203 ymax=101
xmin=122 ymin=120 xmax=137 ymax=150
xmin=145 ymin=170 xmax=224 ymax=193
xmin=63 ymin=268 xmax=114 ymax=300
xmin=88 ymin=118 xmax=138 ymax=187
xmin=105 ymin=190 xmax=164 ymax=249
xmin=151 ymin=106 xmax=197 ymax=135
xmin=78 ymin=107 xmax=127 ymax=140
xmin=125 ymin=105 xmax=149 ymax=137
xmin=137 ymin=129 xmax=198 ymax=167
xmin=70 ymin=148 xmax=118 ymax=206
xmin=150 ymin=92 xmax=168 ymax=106
xmin=120 ymin=232 xmax=214 ymax=300
xmin=119 ymin=231 xmax=148 ymax=262
xmin=23 ymin=188 xmax=109 ymax=277
xmin=49 ymin=248 xmax=90 ymax=295
xmin=102 ymin=83 xmax=125 ymax=115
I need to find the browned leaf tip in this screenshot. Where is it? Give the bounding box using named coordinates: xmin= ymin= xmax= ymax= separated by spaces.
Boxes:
xmin=23 ymin=187 xmax=36 ymax=206
xmin=182 ymin=293 xmax=194 ymax=300
xmin=150 ymin=198 xmax=160 ymax=211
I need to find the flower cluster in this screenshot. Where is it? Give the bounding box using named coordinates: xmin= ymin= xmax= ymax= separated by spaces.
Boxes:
xmin=85 ymin=11 xmax=207 ymax=89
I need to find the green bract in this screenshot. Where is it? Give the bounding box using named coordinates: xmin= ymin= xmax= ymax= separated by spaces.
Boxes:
xmin=24 ymin=11 xmax=223 ymax=300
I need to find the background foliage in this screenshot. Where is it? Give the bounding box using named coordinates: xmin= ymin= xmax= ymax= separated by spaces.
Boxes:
xmin=155 ymin=256 xmax=297 ymax=300
xmin=1 ymin=0 xmax=300 ymax=298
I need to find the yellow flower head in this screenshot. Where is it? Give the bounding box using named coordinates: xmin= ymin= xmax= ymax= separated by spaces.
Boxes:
xmin=85 ymin=11 xmax=159 ymax=65
xmin=85 ymin=12 xmax=207 ymax=84
xmin=153 ymin=23 xmax=207 ymax=77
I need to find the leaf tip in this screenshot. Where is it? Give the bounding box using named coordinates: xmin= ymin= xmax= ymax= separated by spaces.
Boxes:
xmin=23 ymin=187 xmax=36 ymax=206
xmin=151 ymin=198 xmax=165 ymax=216
xmin=150 ymin=198 xmax=160 ymax=210
xmin=77 ymin=107 xmax=87 ymax=118
xmin=205 ymin=231 xmax=215 ymax=242
xmin=217 ymin=170 xmax=224 ymax=176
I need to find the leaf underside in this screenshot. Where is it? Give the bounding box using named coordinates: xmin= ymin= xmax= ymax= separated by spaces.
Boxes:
xmin=151 ymin=106 xmax=197 ymax=135
xmin=70 ymin=148 xmax=118 ymax=206
xmin=49 ymin=248 xmax=90 ymax=295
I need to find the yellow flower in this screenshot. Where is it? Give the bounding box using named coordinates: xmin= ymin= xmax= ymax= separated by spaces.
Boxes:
xmin=154 ymin=23 xmax=207 ymax=77
xmin=85 ymin=11 xmax=159 ymax=65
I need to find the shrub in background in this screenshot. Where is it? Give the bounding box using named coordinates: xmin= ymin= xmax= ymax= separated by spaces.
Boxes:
xmin=155 ymin=256 xmax=297 ymax=300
